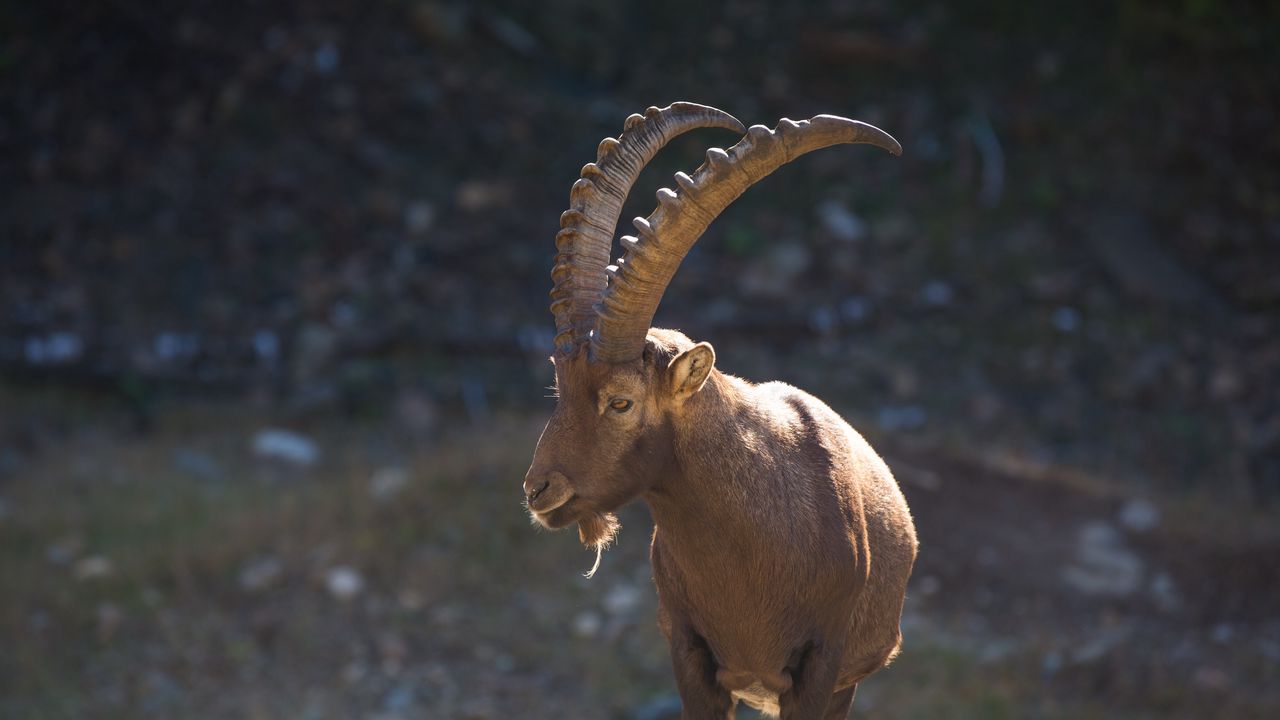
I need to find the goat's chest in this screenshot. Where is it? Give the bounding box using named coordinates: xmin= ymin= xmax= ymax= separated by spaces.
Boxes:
xmin=656 ymin=548 xmax=788 ymax=630
xmin=651 ymin=532 xmax=845 ymax=676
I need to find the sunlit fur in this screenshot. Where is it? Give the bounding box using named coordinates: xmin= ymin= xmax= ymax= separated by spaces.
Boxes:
xmin=525 ymin=328 xmax=918 ymax=718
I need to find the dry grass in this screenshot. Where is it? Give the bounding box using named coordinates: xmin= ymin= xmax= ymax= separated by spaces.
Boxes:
xmin=2 ymin=397 xmax=1276 ymax=718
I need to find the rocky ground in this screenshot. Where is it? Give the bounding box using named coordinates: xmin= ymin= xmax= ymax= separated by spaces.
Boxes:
xmin=2 ymin=0 xmax=1279 ymax=717
xmin=1 ymin=407 xmax=1278 ymax=718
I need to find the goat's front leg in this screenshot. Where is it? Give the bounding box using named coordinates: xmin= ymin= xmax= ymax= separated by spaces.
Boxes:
xmin=823 ymin=684 xmax=856 ymax=719
xmin=666 ymin=624 xmax=734 ymax=720
xmin=779 ymin=640 xmax=846 ymax=720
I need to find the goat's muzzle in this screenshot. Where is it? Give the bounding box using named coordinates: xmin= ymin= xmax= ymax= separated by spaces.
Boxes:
xmin=525 ymin=477 xmax=549 ymax=504
xmin=524 ymin=470 xmax=574 ymax=517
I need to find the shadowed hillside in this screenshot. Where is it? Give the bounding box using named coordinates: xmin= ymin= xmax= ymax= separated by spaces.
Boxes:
xmin=2 ymin=1 xmax=1278 ymax=717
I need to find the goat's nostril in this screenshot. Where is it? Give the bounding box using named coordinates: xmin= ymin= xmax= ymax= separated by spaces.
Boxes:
xmin=526 ymin=479 xmax=550 ymax=504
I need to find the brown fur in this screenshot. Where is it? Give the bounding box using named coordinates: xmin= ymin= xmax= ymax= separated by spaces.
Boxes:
xmin=525 ymin=329 xmax=917 ymax=719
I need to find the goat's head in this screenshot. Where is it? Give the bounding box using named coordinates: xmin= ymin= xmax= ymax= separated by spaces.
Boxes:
xmin=525 ymin=328 xmax=712 ymax=548
xmin=524 ymin=102 xmax=900 ymax=555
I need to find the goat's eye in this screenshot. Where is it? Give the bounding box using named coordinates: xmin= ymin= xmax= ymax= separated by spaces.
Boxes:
xmin=609 ymin=398 xmax=634 ymax=413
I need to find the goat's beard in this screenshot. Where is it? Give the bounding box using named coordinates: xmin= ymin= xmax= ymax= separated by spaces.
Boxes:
xmin=578 ymin=511 xmax=620 ymax=549
xmin=577 ymin=511 xmax=619 ymax=579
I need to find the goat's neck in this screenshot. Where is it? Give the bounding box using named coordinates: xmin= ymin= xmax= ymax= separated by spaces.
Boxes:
xmin=643 ymin=372 xmax=767 ymax=548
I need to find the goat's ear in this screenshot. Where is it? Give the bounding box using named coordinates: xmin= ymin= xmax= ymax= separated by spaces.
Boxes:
xmin=667 ymin=342 xmax=716 ymax=399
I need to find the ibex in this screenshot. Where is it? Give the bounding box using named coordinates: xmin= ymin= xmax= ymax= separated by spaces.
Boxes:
xmin=524 ymin=102 xmax=917 ymax=719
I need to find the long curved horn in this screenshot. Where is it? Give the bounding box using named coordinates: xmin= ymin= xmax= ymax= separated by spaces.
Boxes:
xmin=550 ymin=103 xmax=745 ymax=354
xmin=591 ymin=115 xmax=901 ymax=363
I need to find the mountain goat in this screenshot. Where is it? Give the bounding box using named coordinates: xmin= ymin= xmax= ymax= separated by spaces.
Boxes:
xmin=524 ymin=102 xmax=917 ymax=719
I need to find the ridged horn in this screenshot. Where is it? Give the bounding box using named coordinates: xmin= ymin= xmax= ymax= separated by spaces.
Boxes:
xmin=550 ymin=103 xmax=745 ymax=354
xmin=591 ymin=114 xmax=901 ymax=363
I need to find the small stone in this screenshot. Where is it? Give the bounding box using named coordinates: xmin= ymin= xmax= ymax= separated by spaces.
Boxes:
xmin=369 ymin=467 xmax=410 ymax=502
xmin=252 ymin=329 xmax=280 ymax=361
xmin=431 ymin=604 xmax=462 ymax=626
xmin=483 ymin=13 xmax=540 ymax=55
xmin=153 ymin=331 xmax=200 ymax=361
xmin=472 ymin=643 xmax=496 ymax=662
xmin=23 ymin=331 xmax=83 ymax=365
xmin=461 ymin=377 xmax=490 ymax=424
xmin=1119 ymin=498 xmax=1160 ymax=532
xmin=1052 ymin=305 xmax=1081 ymax=333
xmin=632 ymin=694 xmax=683 ymax=720
xmin=968 ymin=392 xmax=1003 ymax=424
xmin=74 ymin=555 xmax=114 ymax=581
xmin=915 ymin=575 xmax=942 ymax=596
xmin=425 ymin=662 xmax=450 ymax=685
xmin=839 ymin=296 xmax=871 ymax=324
xmin=395 ymin=391 xmax=438 ymax=434
xmin=1041 ymin=650 xmax=1063 ymax=676
xmin=0 ymin=448 xmax=19 ymax=476
xmin=329 ymin=301 xmax=359 ymax=329
xmin=493 ymin=653 xmax=516 ymax=673
xmin=313 ymin=42 xmax=340 ymax=74
xmin=1257 ymin=638 xmax=1280 ymax=662
xmin=876 ymin=405 xmax=927 ymax=432
xmin=455 ymin=181 xmax=509 ymax=211
xmin=1036 ymin=51 xmax=1061 ymax=80
xmin=252 ymin=428 xmax=320 ymax=467
xmin=397 ymin=588 xmax=425 ymax=611
xmin=27 ymin=610 xmax=50 ymax=633
xmin=239 ymin=556 xmax=283 ymax=591
xmin=1029 ymin=271 xmax=1078 ymax=301
xmin=46 ymin=536 xmax=82 ymax=566
xmin=1061 ymin=522 xmax=1143 ymax=596
xmin=1192 ymin=666 xmax=1230 ymax=691
xmin=572 ymin=610 xmax=602 ymax=639
xmin=404 ymin=200 xmax=436 ymax=235
xmin=172 ymin=449 xmax=223 ymax=482
xmin=325 ymin=566 xmax=365 ymax=601
xmin=977 ymin=637 xmax=1020 ymax=663
xmin=292 ymin=323 xmax=337 ymax=382
xmin=817 ymin=200 xmax=866 ymax=242
xmin=890 ymin=368 xmax=919 ymax=399
xmin=1150 ymin=572 xmax=1181 ymax=612
xmin=1208 ymin=364 xmax=1243 ymax=401
xmin=603 ymin=583 xmax=643 ymax=617
xmin=341 ymin=661 xmax=368 ymax=685
xmin=808 ymin=305 xmax=838 ymax=335
xmin=383 ymin=683 xmax=415 ymax=713
xmin=1070 ymin=628 xmax=1128 ymax=664
xmin=140 ymin=669 xmax=185 ymax=710
xmin=920 ymin=280 xmax=953 ymax=307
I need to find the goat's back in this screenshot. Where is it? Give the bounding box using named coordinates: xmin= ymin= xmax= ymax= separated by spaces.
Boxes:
xmin=745 ymin=380 xmax=918 ymax=685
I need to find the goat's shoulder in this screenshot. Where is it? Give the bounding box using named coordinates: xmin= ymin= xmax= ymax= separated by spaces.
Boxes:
xmin=740 ymin=380 xmax=849 ymax=442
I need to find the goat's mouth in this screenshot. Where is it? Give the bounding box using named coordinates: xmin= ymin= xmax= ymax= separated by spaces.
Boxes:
xmin=529 ymin=494 xmax=620 ymax=554
xmin=529 ymin=493 xmax=579 ymax=529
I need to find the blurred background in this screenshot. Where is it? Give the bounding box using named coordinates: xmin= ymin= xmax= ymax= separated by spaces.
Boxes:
xmin=2 ymin=0 xmax=1278 ymax=717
